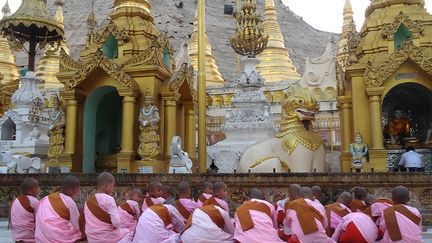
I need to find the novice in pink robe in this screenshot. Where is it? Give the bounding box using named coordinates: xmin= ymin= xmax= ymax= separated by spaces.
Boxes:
xmin=176 ymin=181 xmax=198 ymax=222
xmin=234 ymin=189 xmax=283 ymax=243
xmin=371 ymin=198 xmax=393 ymax=228
xmin=324 ymin=192 xmax=352 ymax=236
xmin=142 ymin=180 xmax=166 ymax=211
xmin=284 ymin=187 xmax=335 ymax=243
xmin=118 ymin=189 xmax=143 ymax=234
xmin=196 ymin=181 xmax=213 ymax=207
xmin=84 ymin=172 xmax=132 ymax=243
xmin=181 ymin=205 xmax=235 ymax=243
xmin=379 ymin=186 xmax=422 ymax=243
xmin=203 ymin=181 xmax=229 ymax=212
xmin=133 ymin=204 xmax=185 ymax=243
xmin=35 ymin=175 xmax=83 ymax=243
xmin=10 ymin=177 xmax=40 ymax=242
xmin=332 ymin=212 xmax=378 ymax=243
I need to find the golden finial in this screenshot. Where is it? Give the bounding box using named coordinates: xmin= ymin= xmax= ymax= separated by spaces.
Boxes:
xmin=86 ymin=0 xmax=97 ymax=45
xmin=230 ymin=0 xmax=268 ymax=57
xmin=2 ymin=0 xmax=10 ymax=16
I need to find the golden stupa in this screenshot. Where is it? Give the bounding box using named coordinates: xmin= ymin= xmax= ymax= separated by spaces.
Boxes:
xmin=188 ymin=9 xmax=224 ymax=86
xmin=256 ymin=0 xmax=300 ymax=82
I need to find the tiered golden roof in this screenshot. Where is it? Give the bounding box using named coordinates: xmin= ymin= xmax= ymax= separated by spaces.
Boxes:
xmin=336 ymin=0 xmax=354 ymax=70
xmin=188 ymin=9 xmax=224 ymax=86
xmin=256 ymin=0 xmax=300 ymax=82
xmin=230 ymin=0 xmax=268 ymax=57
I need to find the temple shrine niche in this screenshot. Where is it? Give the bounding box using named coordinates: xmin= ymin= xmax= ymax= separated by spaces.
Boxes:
xmin=338 ymin=0 xmax=432 ymax=172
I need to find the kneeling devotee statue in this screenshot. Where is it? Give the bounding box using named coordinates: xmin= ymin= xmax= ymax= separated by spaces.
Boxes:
xmin=168 ymin=136 xmax=193 ymax=173
xmin=47 ymin=95 xmax=65 ymax=161
xmin=350 ymin=133 xmax=368 ymax=172
xmin=388 ymin=108 xmax=410 ymax=145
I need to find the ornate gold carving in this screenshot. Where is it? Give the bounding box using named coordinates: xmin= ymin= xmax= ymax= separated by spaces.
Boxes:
xmin=347 ymin=20 xmax=361 ymax=64
xmin=382 ymin=12 xmax=424 ymax=40
xmin=249 ymin=156 xmax=289 ymax=171
xmin=0 ymin=78 xmax=19 ymax=116
xmin=280 ymin=131 xmax=322 ymax=155
xmin=364 ymin=41 xmax=432 ymax=87
xmin=230 ymin=0 xmax=268 ymax=57
xmin=121 ymin=35 xmax=169 ymax=69
xmin=166 ymin=63 xmax=195 ymax=93
xmin=93 ymin=20 xmax=129 ymax=46
xmin=59 ymin=48 xmax=83 ymax=72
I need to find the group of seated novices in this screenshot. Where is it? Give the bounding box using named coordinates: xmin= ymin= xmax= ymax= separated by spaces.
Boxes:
xmin=9 ymin=173 xmax=423 ymax=243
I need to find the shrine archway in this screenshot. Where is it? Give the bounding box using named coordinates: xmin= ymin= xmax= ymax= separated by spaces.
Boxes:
xmin=382 ymin=83 xmax=432 ymax=144
xmin=83 ymin=86 xmax=122 ymax=172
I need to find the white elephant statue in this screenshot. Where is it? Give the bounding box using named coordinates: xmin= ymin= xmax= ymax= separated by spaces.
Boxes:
xmin=0 ymin=151 xmax=17 ymax=173
xmin=0 ymin=151 xmax=42 ymax=173
xmin=168 ymin=136 xmax=193 ymax=173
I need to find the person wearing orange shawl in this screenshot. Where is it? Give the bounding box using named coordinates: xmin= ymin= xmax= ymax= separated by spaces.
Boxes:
xmin=84 ymin=172 xmax=132 ymax=243
xmin=234 ymin=188 xmax=283 ymax=243
xmin=283 ymin=187 xmax=335 ymax=243
xmin=142 ymin=180 xmax=166 ymax=212
xmin=118 ymin=189 xmax=143 ymax=234
xmin=331 ymin=212 xmax=378 ymax=243
xmin=196 ymin=181 xmax=213 ymax=207
xmin=379 ymin=186 xmax=422 ymax=243
xmin=176 ymin=181 xmax=198 ymax=223
xmin=35 ymin=175 xmax=83 ymax=243
xmin=203 ymin=181 xmax=230 ymax=212
xmin=181 ymin=205 xmax=235 ymax=243
xmin=277 ymin=184 xmax=301 ymax=241
xmin=325 ymin=191 xmax=352 ymax=236
xmin=10 ymin=177 xmax=40 ymax=242
xmin=349 ymin=187 xmax=368 ymax=212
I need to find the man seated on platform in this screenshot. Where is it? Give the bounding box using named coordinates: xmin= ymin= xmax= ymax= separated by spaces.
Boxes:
xmin=84 ymin=172 xmax=132 ymax=243
xmin=203 ymin=181 xmax=230 ymax=212
xmin=234 ymin=188 xmax=282 ymax=243
xmin=388 ymin=108 xmax=410 ymax=145
xmin=283 ymin=187 xmax=334 ymax=243
xmin=197 ymin=181 xmax=213 ymax=207
xmin=325 ymin=191 xmax=352 ymax=236
xmin=133 ymin=203 xmax=185 ymax=243
xmin=118 ymin=189 xmax=143 ymax=234
xmin=399 ymin=146 xmax=424 ymax=172
xmin=35 ymin=175 xmax=83 ymax=243
xmin=349 ymin=187 xmax=367 ymax=212
xmin=142 ymin=180 xmax=166 ymax=211
xmin=10 ymin=177 xmax=40 ymax=242
xmin=379 ymin=186 xmax=422 ymax=243
xmin=331 ymin=212 xmax=378 ymax=243
xmin=176 ymin=181 xmax=198 ymax=223
xmin=181 ymin=204 xmax=235 ymax=243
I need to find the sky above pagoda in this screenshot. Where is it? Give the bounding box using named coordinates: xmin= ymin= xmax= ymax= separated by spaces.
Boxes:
xmin=2 ymin=0 xmax=432 ymax=33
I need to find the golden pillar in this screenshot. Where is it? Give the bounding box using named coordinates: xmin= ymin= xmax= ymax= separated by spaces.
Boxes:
xmin=366 ymin=87 xmax=385 ymax=150
xmin=184 ymin=101 xmax=197 ymax=169
xmin=163 ymin=95 xmax=179 ymax=158
xmin=118 ymin=94 xmax=136 ymax=172
xmin=197 ymin=0 xmax=207 ymax=172
xmin=64 ymin=99 xmax=78 ymax=155
xmin=338 ymin=96 xmax=353 ymax=172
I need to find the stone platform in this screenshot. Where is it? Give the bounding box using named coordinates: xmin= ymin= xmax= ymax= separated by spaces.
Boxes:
xmin=1 ymin=173 xmax=431 ymax=223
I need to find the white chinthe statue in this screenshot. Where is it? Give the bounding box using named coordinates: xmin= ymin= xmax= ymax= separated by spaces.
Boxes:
xmin=168 ymin=136 xmax=193 ymax=173
xmin=0 ymin=151 xmax=42 ymax=173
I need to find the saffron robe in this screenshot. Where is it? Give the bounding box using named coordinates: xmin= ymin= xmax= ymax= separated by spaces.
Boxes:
xmin=379 ymin=204 xmax=422 ymax=243
xmin=325 ymin=202 xmax=351 ymax=235
xmin=176 ymin=198 xmax=198 ymax=222
xmin=203 ymin=196 xmax=230 ymax=212
xmin=141 ymin=196 xmax=166 ymax=212
xmin=10 ymin=194 xmax=38 ymax=242
xmin=196 ymin=193 xmax=212 ymax=207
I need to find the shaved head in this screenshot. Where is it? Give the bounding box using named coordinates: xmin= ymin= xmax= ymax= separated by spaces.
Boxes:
xmin=202 ymin=181 xmax=213 ymax=190
xmin=365 ymin=194 xmax=376 ymax=207
xmin=249 ymin=188 xmax=264 ymax=200
xmin=21 ymin=177 xmax=39 ymax=194
xmin=312 ymin=186 xmax=322 ymax=198
xmin=392 ymin=186 xmax=410 ymax=204
xmin=213 ymin=181 xmax=227 ymax=193
xmin=299 ymin=187 xmax=313 ymax=200
xmin=129 ymin=188 xmax=143 ymax=198
xmin=338 ymin=192 xmax=353 ymax=206
xmin=178 ymin=181 xmax=191 ymax=196
xmin=147 ymin=180 xmax=162 ymax=192
xmin=96 ymin=172 xmax=115 ymax=189
xmin=289 ymin=184 xmax=301 ymax=200
xmin=61 ymin=175 xmax=80 ymax=191
xmin=351 ymin=187 xmax=367 ymax=200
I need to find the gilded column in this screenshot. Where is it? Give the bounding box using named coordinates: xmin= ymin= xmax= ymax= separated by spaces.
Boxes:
xmin=338 ymin=96 xmax=353 ymax=151
xmin=366 ymin=87 xmax=385 ymax=150
xmin=184 ymin=102 xmax=196 ymax=164
xmin=64 ymin=99 xmax=78 ymax=154
xmin=163 ymin=96 xmax=178 ymax=158
xmin=121 ymin=96 xmax=136 ymax=153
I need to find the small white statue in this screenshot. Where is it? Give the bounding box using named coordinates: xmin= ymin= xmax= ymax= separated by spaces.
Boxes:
xmin=0 ymin=151 xmax=42 ymax=173
xmin=350 ymin=133 xmax=368 ymax=171
xmin=168 ymin=136 xmax=193 ymax=173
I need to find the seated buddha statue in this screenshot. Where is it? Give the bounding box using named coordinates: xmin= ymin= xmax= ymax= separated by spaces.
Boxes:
xmin=388 ymin=109 xmax=410 ymax=145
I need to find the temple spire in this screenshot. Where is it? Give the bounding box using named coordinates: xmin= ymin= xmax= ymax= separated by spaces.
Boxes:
xmin=54 ymin=0 xmax=65 ymax=29
xmin=257 ymin=0 xmax=300 ymax=82
xmin=188 ymin=8 xmax=224 ymax=86
xmin=337 ymin=0 xmax=355 ymax=70
xmin=2 ymin=0 xmax=10 ymax=16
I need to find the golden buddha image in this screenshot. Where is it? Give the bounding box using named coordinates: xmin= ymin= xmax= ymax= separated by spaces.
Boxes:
xmin=387 ymin=109 xmax=410 ymax=145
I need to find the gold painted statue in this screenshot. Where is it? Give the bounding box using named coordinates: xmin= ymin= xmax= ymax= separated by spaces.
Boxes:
xmin=47 ymin=95 xmax=65 ymax=161
xmin=388 ymin=109 xmax=410 ymax=145
xmin=350 ymin=132 xmax=368 ymax=171
xmin=238 ymin=87 xmax=325 ymax=173
xmin=137 ymin=90 xmax=161 ymax=160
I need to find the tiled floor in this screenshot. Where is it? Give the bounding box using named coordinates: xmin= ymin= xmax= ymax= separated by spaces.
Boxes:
xmin=1 ymin=218 xmax=431 ymax=242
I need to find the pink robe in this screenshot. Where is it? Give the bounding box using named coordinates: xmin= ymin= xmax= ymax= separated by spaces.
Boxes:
xmin=118 ymin=200 xmax=140 ymax=233
xmin=35 ymin=193 xmax=81 ymax=243
xmin=84 ymin=193 xmax=132 ymax=243
xmin=133 ymin=204 xmax=184 ymax=243
xmin=332 ymin=212 xmax=378 ymax=243
xmin=204 ymin=196 xmax=230 ymax=212
xmin=371 ymin=200 xmax=393 ymax=227
xmin=379 ymin=205 xmax=422 ymax=243
xmin=329 ymin=203 xmax=351 ymax=230
xmin=196 ymin=193 xmax=212 ymax=207
xmin=181 ymin=205 xmax=235 ymax=243
xmin=141 ymin=196 xmax=166 ymax=212
xmin=10 ymin=195 xmax=38 ymax=242
xmin=283 ymin=198 xmax=335 ymax=243
xmin=178 ymin=198 xmax=199 ymax=222
xmin=234 ymin=199 xmax=283 ymax=243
